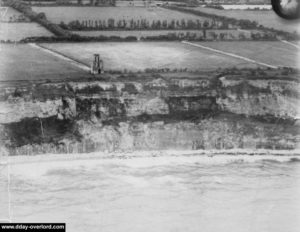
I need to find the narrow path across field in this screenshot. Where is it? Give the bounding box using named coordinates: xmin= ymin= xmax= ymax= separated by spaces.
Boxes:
xmin=182 ymin=41 xmax=278 ymax=69
xmin=237 ymin=29 xmax=300 ymax=50
xmin=279 ymin=39 xmax=300 ymax=49
xmin=28 ymin=43 xmax=90 ymax=72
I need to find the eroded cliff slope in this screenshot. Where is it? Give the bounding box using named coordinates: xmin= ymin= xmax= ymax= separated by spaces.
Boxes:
xmin=1 ymin=69 xmax=299 ymax=155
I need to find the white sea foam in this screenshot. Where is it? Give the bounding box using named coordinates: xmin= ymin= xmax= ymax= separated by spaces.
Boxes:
xmin=2 ymin=149 xmax=300 ymax=232
xmin=7 ymin=149 xmax=300 ymax=179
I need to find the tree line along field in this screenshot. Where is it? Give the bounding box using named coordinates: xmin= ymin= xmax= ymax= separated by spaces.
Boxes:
xmin=32 ymin=6 xmax=212 ymax=25
xmin=187 ymin=7 xmax=300 ymax=34
xmin=0 ymin=44 xmax=86 ymax=81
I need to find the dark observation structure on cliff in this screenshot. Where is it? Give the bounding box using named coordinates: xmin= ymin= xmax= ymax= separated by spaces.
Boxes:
xmin=91 ymin=54 xmax=104 ymax=74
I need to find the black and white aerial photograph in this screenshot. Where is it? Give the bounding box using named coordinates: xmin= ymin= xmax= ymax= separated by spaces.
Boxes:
xmin=0 ymin=0 xmax=299 ymax=231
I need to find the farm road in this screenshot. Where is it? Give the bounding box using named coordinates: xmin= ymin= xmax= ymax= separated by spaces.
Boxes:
xmin=28 ymin=43 xmax=90 ymax=72
xmin=182 ymin=41 xmax=278 ymax=69
xmin=279 ymin=40 xmax=300 ymax=49
xmin=237 ymin=29 xmax=300 ymax=50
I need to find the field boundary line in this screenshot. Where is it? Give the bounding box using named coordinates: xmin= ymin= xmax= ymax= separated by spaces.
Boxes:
xmin=28 ymin=43 xmax=90 ymax=72
xmin=182 ymin=41 xmax=278 ymax=69
xmin=279 ymin=39 xmax=300 ymax=49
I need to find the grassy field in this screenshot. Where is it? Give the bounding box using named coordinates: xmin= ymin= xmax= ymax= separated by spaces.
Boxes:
xmin=0 ymin=44 xmax=86 ymax=81
xmin=1 ymin=41 xmax=297 ymax=82
xmin=193 ymin=41 xmax=299 ymax=68
xmin=32 ymin=6 xmax=210 ymax=24
xmin=40 ymin=42 xmax=262 ymax=72
xmin=188 ymin=7 xmax=300 ymax=34
xmin=0 ymin=22 xmax=53 ymax=41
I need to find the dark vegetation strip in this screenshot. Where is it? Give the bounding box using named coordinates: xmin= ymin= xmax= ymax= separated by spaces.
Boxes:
xmin=19 ymin=34 xmax=138 ymax=43
xmin=16 ymin=33 xmax=277 ymax=43
xmin=59 ymin=18 xmax=213 ymax=31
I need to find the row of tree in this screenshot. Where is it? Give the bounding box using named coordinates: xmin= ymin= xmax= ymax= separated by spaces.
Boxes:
xmin=17 ymin=30 xmax=278 ymax=44
xmin=59 ymin=18 xmax=230 ymax=31
xmin=164 ymin=6 xmax=260 ymax=30
xmin=163 ymin=6 xmax=300 ymax=40
xmin=23 ymin=0 xmax=115 ymax=6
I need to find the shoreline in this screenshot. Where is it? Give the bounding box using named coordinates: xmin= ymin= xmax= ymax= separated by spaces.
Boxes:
xmin=2 ymin=149 xmax=300 ymax=165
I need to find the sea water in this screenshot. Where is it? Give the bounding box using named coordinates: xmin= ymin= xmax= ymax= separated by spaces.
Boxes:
xmin=1 ymin=153 xmax=300 ymax=232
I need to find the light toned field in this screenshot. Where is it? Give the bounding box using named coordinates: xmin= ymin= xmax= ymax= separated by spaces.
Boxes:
xmin=0 ymin=7 xmax=52 ymax=41
xmin=0 ymin=7 xmax=27 ymax=22
xmin=40 ymin=42 xmax=262 ymax=72
xmin=32 ymin=6 xmax=210 ymax=23
xmin=1 ymin=41 xmax=296 ymax=81
xmin=0 ymin=44 xmax=86 ymax=81
xmin=189 ymin=7 xmax=300 ymax=33
xmin=0 ymin=22 xmax=53 ymax=41
xmin=193 ymin=41 xmax=299 ymax=68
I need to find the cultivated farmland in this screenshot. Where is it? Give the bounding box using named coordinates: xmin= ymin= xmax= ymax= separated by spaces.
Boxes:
xmin=188 ymin=7 xmax=300 ymax=34
xmin=0 ymin=44 xmax=87 ymax=81
xmin=40 ymin=42 xmax=263 ymax=72
xmin=32 ymin=6 xmax=210 ymax=24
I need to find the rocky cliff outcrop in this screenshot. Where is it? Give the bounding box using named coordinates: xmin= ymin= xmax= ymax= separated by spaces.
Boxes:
xmin=0 ymin=70 xmax=299 ymax=155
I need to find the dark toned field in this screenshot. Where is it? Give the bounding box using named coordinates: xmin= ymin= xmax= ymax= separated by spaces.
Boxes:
xmin=0 ymin=44 xmax=86 ymax=81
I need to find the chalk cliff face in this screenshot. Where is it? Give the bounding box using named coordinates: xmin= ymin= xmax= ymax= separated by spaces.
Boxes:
xmin=0 ymin=71 xmax=299 ymax=155
xmin=217 ymin=77 xmax=300 ymax=119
